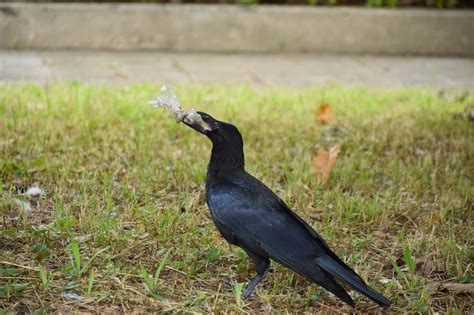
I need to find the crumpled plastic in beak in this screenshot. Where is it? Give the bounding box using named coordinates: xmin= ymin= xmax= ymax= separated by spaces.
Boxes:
xmin=149 ymin=85 xmax=209 ymax=130
xmin=148 ymin=85 xmax=185 ymax=122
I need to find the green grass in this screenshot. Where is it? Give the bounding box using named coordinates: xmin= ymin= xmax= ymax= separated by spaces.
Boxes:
xmin=0 ymin=83 xmax=472 ymax=313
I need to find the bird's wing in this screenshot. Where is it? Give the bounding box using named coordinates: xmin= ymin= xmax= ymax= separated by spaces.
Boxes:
xmin=207 ymin=178 xmax=363 ymax=282
xmin=206 ymin=181 xmax=324 ymax=273
xmin=274 ymin=196 xmax=365 ymax=282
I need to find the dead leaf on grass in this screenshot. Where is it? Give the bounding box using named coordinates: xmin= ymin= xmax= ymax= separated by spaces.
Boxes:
xmin=312 ymin=145 xmax=341 ymax=183
xmin=431 ymin=213 xmax=441 ymax=223
xmin=441 ymin=282 xmax=474 ymax=294
xmin=316 ymin=102 xmax=334 ymax=123
xmin=421 ymin=254 xmax=435 ymax=276
xmin=309 ymin=206 xmax=325 ymax=219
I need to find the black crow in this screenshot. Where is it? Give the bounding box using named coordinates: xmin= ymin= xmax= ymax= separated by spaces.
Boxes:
xmin=183 ymin=112 xmax=391 ymax=307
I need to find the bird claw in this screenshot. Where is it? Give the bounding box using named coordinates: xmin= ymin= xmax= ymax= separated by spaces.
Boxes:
xmin=219 ymin=278 xmax=234 ymax=289
xmin=241 ymin=287 xmax=254 ymax=300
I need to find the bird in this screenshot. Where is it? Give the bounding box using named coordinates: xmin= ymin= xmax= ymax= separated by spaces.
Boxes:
xmin=183 ymin=111 xmax=391 ymax=307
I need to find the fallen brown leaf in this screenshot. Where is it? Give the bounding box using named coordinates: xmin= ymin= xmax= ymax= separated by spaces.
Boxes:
xmin=441 ymin=282 xmax=474 ymax=294
xmin=312 ymin=144 xmax=341 ymax=183
xmin=309 ymin=206 xmax=325 ymax=219
xmin=422 ymin=254 xmax=435 ymax=276
xmin=316 ymin=102 xmax=334 ymax=123
xmin=431 ymin=213 xmax=441 ymax=223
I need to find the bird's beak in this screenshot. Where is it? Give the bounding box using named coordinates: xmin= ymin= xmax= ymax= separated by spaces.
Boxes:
xmin=183 ymin=111 xmax=218 ymax=135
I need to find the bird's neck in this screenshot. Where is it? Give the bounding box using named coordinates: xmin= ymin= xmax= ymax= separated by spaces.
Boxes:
xmin=208 ymin=143 xmax=245 ymax=175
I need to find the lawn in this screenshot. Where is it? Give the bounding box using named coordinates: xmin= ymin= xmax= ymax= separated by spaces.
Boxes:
xmin=0 ymin=83 xmax=472 ymax=313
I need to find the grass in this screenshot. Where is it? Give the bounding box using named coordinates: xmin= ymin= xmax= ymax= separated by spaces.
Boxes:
xmin=0 ymin=83 xmax=472 ymax=313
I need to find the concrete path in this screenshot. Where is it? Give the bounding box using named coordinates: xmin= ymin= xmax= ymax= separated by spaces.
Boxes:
xmin=1 ymin=50 xmax=473 ymax=89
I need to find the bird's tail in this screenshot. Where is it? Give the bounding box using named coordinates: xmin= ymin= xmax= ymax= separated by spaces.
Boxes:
xmin=317 ymin=255 xmax=391 ymax=307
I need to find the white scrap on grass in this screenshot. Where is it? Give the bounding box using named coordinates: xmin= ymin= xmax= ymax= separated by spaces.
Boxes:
xmin=26 ymin=186 xmax=44 ymax=197
xmin=15 ymin=199 xmax=34 ymax=213
xmin=149 ymin=85 xmax=208 ymax=128
xmin=0 ymin=139 xmax=14 ymax=147
xmin=378 ymin=277 xmax=390 ymax=284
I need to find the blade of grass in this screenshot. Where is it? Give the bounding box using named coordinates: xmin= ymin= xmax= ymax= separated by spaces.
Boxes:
xmin=154 ymin=248 xmax=171 ymax=284
xmin=69 ymin=240 xmax=81 ymax=274
xmin=80 ymin=246 xmax=109 ymax=275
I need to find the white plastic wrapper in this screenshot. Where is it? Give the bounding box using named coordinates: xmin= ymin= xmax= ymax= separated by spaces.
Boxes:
xmin=148 ymin=85 xmax=185 ymax=122
xmin=183 ymin=109 xmax=207 ymax=126
xmin=149 ymin=85 xmax=207 ymax=128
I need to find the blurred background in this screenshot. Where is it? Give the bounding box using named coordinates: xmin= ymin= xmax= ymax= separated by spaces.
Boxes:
xmin=2 ymin=0 xmax=474 ymax=7
xmin=0 ymin=1 xmax=473 ymax=86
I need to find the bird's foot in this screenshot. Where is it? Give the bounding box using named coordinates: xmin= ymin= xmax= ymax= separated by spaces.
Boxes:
xmin=219 ymin=278 xmax=234 ymax=289
xmin=241 ymin=284 xmax=256 ymax=300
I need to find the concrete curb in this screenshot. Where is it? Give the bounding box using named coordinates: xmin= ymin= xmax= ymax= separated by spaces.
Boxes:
xmin=1 ymin=3 xmax=473 ymax=56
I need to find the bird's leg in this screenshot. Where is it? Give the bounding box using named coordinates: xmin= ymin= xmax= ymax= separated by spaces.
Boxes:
xmin=242 ymin=252 xmax=270 ymax=300
xmin=242 ymin=271 xmax=268 ymax=299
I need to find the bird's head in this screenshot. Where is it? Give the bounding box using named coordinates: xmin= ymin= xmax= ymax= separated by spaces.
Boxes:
xmin=183 ymin=111 xmax=243 ymax=146
xmin=184 ymin=111 xmax=245 ymax=170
